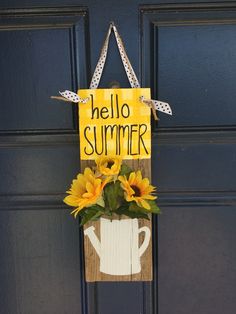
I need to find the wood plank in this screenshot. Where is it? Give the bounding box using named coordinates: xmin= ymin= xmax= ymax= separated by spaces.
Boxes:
xmin=81 ymin=159 xmax=153 ymax=282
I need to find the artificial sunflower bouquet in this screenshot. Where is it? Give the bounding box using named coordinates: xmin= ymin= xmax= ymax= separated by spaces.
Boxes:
xmin=64 ymin=156 xmax=160 ymax=225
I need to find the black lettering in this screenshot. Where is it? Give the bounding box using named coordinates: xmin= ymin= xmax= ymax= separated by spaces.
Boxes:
xmin=118 ymin=125 xmax=130 ymax=155
xmin=94 ymin=125 xmax=104 ymax=155
xmin=121 ymin=104 xmax=130 ymax=118
xmin=116 ymin=94 xmax=119 ymax=118
xmin=84 ymin=126 xmax=94 ymax=155
xmin=111 ymin=94 xmax=114 ymax=118
xmin=100 ymin=106 xmax=109 ymax=119
xmin=104 ymin=125 xmax=117 ymax=155
xmin=91 ymin=94 xmax=99 ymax=119
xmin=138 ymin=124 xmax=148 ymax=154
xmin=118 ymin=124 xmax=130 ymax=137
xmin=129 ymin=124 xmax=138 ymax=155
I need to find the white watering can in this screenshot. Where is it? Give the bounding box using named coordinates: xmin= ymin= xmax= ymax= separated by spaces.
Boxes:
xmin=84 ymin=218 xmax=151 ymax=276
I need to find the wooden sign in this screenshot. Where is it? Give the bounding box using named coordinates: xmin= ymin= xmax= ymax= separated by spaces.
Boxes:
xmin=54 ymin=23 xmax=171 ymax=283
xmin=78 ymin=88 xmax=151 ymax=160
xmin=79 ymin=88 xmax=153 ymax=282
xmin=81 ymin=159 xmax=152 ymax=282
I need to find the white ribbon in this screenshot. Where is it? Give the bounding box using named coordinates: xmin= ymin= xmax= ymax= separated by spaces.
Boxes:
xmin=140 ymin=96 xmax=172 ymax=116
xmin=54 ymin=23 xmax=173 ymax=117
xmin=59 ymin=90 xmax=89 ymax=103
xmin=89 ymin=22 xmax=140 ymax=89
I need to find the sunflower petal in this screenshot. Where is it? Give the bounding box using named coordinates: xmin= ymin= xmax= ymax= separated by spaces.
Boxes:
xmin=137 ymin=198 xmax=151 ymax=210
xmin=63 ymin=195 xmax=79 ymax=206
xmin=64 ymin=166 xmax=106 ymax=215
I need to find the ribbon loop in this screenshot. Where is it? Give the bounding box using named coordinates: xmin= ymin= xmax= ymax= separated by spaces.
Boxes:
xmin=59 ymin=90 xmax=89 ymax=104
xmin=140 ymin=96 xmax=172 ymax=116
xmin=89 ymin=22 xmax=140 ymax=89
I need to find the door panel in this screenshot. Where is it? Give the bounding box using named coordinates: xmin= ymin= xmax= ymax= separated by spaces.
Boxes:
xmin=0 ymin=7 xmax=88 ymax=314
xmin=142 ymin=3 xmax=236 ymax=314
xmin=0 ymin=2 xmax=236 ymax=314
xmin=158 ymin=206 xmax=236 ymax=314
xmin=0 ymin=7 xmax=88 ymax=132
xmin=153 ymin=138 xmax=236 ymax=192
xmin=156 ymin=23 xmax=236 ymax=128
xmin=0 ymin=28 xmax=74 ymax=130
xmin=0 ymin=210 xmax=83 ymax=314
xmin=142 ymin=4 xmax=236 ymax=128
xmin=0 ymin=143 xmax=80 ymax=195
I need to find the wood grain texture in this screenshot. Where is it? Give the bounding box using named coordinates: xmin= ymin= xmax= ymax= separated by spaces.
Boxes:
xmin=81 ymin=159 xmax=153 ymax=282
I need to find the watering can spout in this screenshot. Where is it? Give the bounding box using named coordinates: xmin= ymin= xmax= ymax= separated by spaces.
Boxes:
xmin=84 ymin=226 xmax=101 ymax=257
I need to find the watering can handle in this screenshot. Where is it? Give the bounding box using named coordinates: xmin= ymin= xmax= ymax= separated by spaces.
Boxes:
xmin=138 ymin=226 xmax=151 ymax=258
xmin=84 ymin=226 xmax=101 ymax=258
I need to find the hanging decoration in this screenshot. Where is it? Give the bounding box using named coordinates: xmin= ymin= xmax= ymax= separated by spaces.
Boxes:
xmin=52 ymin=22 xmax=172 ymax=282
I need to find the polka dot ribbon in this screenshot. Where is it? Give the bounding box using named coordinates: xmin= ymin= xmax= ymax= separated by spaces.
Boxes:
xmin=89 ymin=22 xmax=140 ymax=89
xmin=51 ymin=90 xmax=89 ymax=104
xmin=140 ymin=96 xmax=172 ymax=117
xmin=52 ymin=22 xmax=173 ymax=117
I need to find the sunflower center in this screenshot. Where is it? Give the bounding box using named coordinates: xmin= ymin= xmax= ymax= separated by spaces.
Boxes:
xmin=131 ymin=185 xmax=141 ymax=197
xmin=107 ymin=161 xmax=114 ymax=169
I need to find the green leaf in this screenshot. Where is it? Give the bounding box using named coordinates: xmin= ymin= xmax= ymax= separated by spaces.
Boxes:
xmin=128 ymin=200 xmax=161 ymax=215
xmin=80 ymin=210 xmax=102 ymax=226
xmin=114 ymin=202 xmax=150 ymax=220
xmin=79 ymin=205 xmax=105 ymax=226
xmin=129 ymin=202 xmax=145 ymax=213
xmin=115 ymin=204 xmax=129 ymax=215
xmin=88 ymin=204 xmax=106 ymax=212
xmin=90 ymin=211 xmax=104 ymax=221
xmin=75 ymin=206 xmax=87 ymax=216
xmin=116 ymin=208 xmax=150 ymax=220
xmin=104 ymin=181 xmax=123 ymax=211
xmin=147 ymin=200 xmax=161 ymax=214
xmin=119 ymin=164 xmax=132 ymax=176
xmin=128 ymin=201 xmax=151 ymax=214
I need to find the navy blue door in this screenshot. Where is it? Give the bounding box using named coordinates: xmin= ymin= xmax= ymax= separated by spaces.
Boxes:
xmin=0 ymin=1 xmax=236 ymax=314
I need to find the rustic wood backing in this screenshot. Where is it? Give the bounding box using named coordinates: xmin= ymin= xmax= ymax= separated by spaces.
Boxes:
xmin=81 ymin=159 xmax=153 ymax=282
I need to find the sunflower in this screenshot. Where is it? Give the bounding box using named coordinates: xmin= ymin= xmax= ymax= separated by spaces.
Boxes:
xmin=64 ymin=168 xmax=109 ymax=218
xmin=96 ymin=156 xmax=122 ymax=176
xmin=118 ymin=171 xmax=156 ymax=210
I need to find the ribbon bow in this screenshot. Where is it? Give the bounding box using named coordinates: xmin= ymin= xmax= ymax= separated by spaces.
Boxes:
xmin=139 ymin=96 xmax=172 ymax=120
xmin=51 ymin=90 xmax=89 ymax=104
xmin=51 ymin=90 xmax=173 ymax=121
